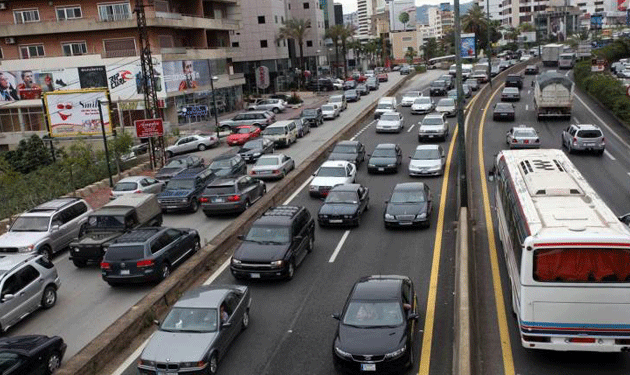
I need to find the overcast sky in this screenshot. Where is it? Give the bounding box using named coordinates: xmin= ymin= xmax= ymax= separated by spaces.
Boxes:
xmin=337 ymin=0 xmax=450 ymax=14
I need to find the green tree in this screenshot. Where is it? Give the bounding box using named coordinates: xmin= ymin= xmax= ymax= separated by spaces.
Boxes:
xmin=339 ymin=25 xmax=356 ymax=77
xmin=422 ymin=38 xmax=439 ymax=61
xmin=461 ymin=4 xmax=487 ymax=59
xmin=325 ymin=25 xmax=346 ymax=78
xmin=519 ymin=23 xmax=535 ymax=32
xmin=2 ymin=134 xmax=53 ymax=174
xmin=404 ymin=47 xmax=417 ymax=64
xmin=398 ymin=12 xmax=410 ymax=30
xmin=277 ymin=18 xmax=312 ymax=88
xmin=505 ymin=27 xmax=520 ymax=44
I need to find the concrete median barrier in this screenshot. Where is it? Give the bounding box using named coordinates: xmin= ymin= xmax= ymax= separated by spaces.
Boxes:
xmin=57 ymin=74 xmax=414 ymax=375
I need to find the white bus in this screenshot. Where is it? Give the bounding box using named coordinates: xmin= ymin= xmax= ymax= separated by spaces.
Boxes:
xmin=491 ymin=149 xmax=630 ymax=352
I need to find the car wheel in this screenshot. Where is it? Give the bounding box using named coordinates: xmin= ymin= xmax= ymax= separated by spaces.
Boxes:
xmin=166 ymin=150 xmax=173 ymax=158
xmin=198 ymin=144 xmax=207 ymax=151
xmin=160 ymin=263 xmax=171 ymax=281
xmin=281 ymin=170 xmax=286 ymax=179
xmin=286 ymin=260 xmax=295 ymax=280
xmin=244 ymin=200 xmax=251 ymax=211
xmin=272 ymin=107 xmax=280 ymax=114
xmin=209 ymin=353 xmax=219 ymax=375
xmin=568 ymin=143 xmax=574 ymax=154
xmin=365 ymin=200 xmax=370 ymax=211
xmin=242 ymin=308 xmax=250 ymax=331
xmin=41 ymin=285 xmax=57 ymax=309
xmin=221 ymin=125 xmax=232 ymax=132
xmin=561 ymin=135 xmax=565 ymax=148
xmin=598 ymin=149 xmax=605 ymax=156
xmin=307 ymin=234 xmax=314 ymax=253
xmin=407 ymin=345 xmax=414 ymax=369
xmin=40 ymin=246 xmax=53 ymax=262
xmin=46 ymin=351 xmax=62 ymax=375
xmin=193 ymin=237 xmax=201 ymax=253
xmin=190 ymin=199 xmax=199 ymax=213
xmin=72 ymin=259 xmax=87 ymax=268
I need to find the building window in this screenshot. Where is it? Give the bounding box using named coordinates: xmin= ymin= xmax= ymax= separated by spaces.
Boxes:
xmin=303 ymin=2 xmax=310 ymax=9
xmin=258 ymin=16 xmax=265 ymax=24
xmin=281 ymin=16 xmax=284 ymax=22
xmin=103 ymin=38 xmax=136 ymax=57
xmin=62 ymin=41 xmax=87 ymax=56
xmin=0 ymin=48 xmax=4 ymax=60
xmin=402 ymin=37 xmax=412 ymax=41
xmin=56 ymin=6 xmax=82 ymax=20
xmin=288 ymin=4 xmax=291 ymax=9
xmin=158 ymin=35 xmax=174 ymax=48
xmin=260 ymin=40 xmax=268 ymax=48
xmin=232 ymin=42 xmax=239 ymax=47
xmin=98 ymin=3 xmax=132 ymax=22
xmin=275 ymin=15 xmax=278 ymax=23
xmin=283 ymin=40 xmax=286 ymax=47
xmin=20 ymin=44 xmax=45 ymax=59
xmin=306 ymin=40 xmax=313 ymax=47
xmin=14 ymin=9 xmax=40 ymax=24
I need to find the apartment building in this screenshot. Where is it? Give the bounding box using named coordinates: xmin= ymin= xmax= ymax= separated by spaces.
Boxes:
xmin=334 ymin=3 xmax=343 ymax=25
xmin=344 ymin=11 xmax=360 ymax=30
xmin=287 ymin=0 xmax=327 ymax=70
xmin=428 ymin=7 xmax=444 ymax=38
xmin=357 ymin=0 xmax=374 ymax=38
xmin=0 ymin=0 xmax=246 ymax=149
xmin=477 ymin=0 xmax=503 ymax=21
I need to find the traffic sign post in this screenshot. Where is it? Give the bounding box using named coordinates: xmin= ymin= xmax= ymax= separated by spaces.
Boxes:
xmin=135 ymin=118 xmax=164 ymax=138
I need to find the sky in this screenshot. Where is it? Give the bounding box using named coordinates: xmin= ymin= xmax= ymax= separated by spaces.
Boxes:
xmin=337 ymin=0 xmax=450 ymax=14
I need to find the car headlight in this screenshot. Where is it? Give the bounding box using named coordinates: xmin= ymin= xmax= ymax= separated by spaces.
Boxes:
xmin=384 ymin=345 xmax=407 ymax=359
xmin=181 ymin=198 xmax=188 ymax=203
xmin=271 ymin=260 xmax=284 ymax=267
xmin=73 ymin=247 xmax=80 ymax=252
xmin=253 ymin=152 xmax=261 ymax=157
xmin=231 ymin=258 xmax=241 ymax=265
xmin=320 ymin=214 xmax=328 ymax=219
xmin=18 ymin=245 xmax=34 ymax=253
xmin=335 ymin=345 xmax=353 ymax=358
xmin=344 ymin=215 xmax=353 ymax=219
xmin=416 ymin=213 xmax=427 ymax=219
xmin=368 ymin=164 xmax=376 ymax=168
xmin=180 ymin=361 xmax=206 ymax=369
xmin=387 ymin=164 xmax=396 ymax=167
xmin=138 ymin=359 xmax=156 ymax=367
xmin=385 ymin=213 xmax=395 ymax=220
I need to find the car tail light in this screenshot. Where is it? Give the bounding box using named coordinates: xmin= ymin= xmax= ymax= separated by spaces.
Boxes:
xmin=199 ymin=197 xmax=209 ymax=203
xmin=573 ymin=137 xmax=577 ymax=144
xmin=100 ymin=262 xmax=111 ymax=270
xmin=250 ymin=170 xmax=256 ymax=175
xmin=512 ymin=139 xmax=517 ymax=143
xmin=137 ymin=259 xmax=154 ymax=268
xmin=273 ymin=170 xmax=280 ymax=174
xmin=134 ymin=190 xmax=142 ymax=194
xmin=227 ymin=195 xmax=241 ymax=202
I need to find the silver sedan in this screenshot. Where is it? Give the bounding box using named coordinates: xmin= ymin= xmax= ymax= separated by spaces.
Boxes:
xmin=166 ymin=134 xmax=219 ymax=157
xmin=376 ymin=112 xmax=404 ymax=133
xmin=506 ymin=125 xmax=540 ymax=149
xmin=249 ymin=154 xmax=295 ymax=179
xmin=110 ymin=176 xmax=164 ymax=200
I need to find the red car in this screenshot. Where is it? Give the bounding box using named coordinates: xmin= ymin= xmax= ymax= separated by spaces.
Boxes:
xmin=377 ymin=73 xmax=389 ymax=82
xmin=227 ymin=125 xmax=261 ymax=146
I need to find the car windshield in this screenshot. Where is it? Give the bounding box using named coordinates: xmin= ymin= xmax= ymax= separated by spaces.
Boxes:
xmin=263 ymin=127 xmax=286 ymax=135
xmin=514 ymin=129 xmax=537 ymax=137
xmin=245 ymin=225 xmax=290 ymax=243
xmin=317 ymin=166 xmax=347 ymax=177
xmin=325 ymin=191 xmax=358 ymax=204
xmin=113 ymin=182 xmax=138 ymax=192
xmin=422 ymin=117 xmax=444 ymax=126
xmin=105 ymin=245 xmax=145 ymax=261
xmin=431 ymin=81 xmax=445 ymax=87
xmin=377 ymin=103 xmax=393 ymax=109
xmin=495 ymin=103 xmax=513 ymax=111
xmin=322 ymin=105 xmax=335 ymax=111
xmin=412 ymin=149 xmax=441 ymax=159
xmin=236 ymin=127 xmax=253 ymax=134
xmin=390 ymin=190 xmax=426 ymax=203
xmin=577 ymin=130 xmax=603 ymax=138
xmin=343 ymin=301 xmax=404 ymax=327
xmin=504 ymin=88 xmax=519 ymax=94
xmin=204 ymin=185 xmax=235 ymax=195
xmin=256 ymin=157 xmax=280 ymax=166
xmin=414 ymin=97 xmax=431 ymax=104
xmin=345 ymin=90 xmax=357 ymax=96
xmin=380 ymin=114 xmax=399 ymax=121
xmin=302 ymin=109 xmax=318 ymax=116
xmin=210 ymin=159 xmax=232 ymax=169
xmin=87 ymin=215 xmax=125 ymax=229
xmin=330 ymin=97 xmax=343 ymax=102
xmin=165 ymin=179 xmax=195 ymax=190
xmin=161 ymin=307 xmax=218 ymax=333
xmin=332 ymin=145 xmax=357 ymax=154
xmin=372 ymin=149 xmax=396 ymax=157
xmin=164 ymin=159 xmax=186 ymax=168
xmin=404 ymin=91 xmax=420 ymax=97
xmin=242 ymin=140 xmax=263 ymax=150
xmin=465 ymin=80 xmax=477 ymax=85
xmin=10 ymin=216 xmax=49 ymax=232
xmin=437 ymin=99 xmax=454 ymax=106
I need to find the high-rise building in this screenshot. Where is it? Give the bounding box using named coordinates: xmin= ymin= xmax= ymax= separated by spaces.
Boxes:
xmin=357 ymin=0 xmax=374 ymax=38
xmin=334 ymin=3 xmax=344 ymax=25
xmin=344 ymin=11 xmax=360 ymax=30
xmin=320 ymin=0 xmax=336 ymax=28
xmin=0 ymin=0 xmax=245 ymax=149
xmin=476 ymin=0 xmax=503 ymax=22
xmin=428 ymin=7 xmax=444 ymax=38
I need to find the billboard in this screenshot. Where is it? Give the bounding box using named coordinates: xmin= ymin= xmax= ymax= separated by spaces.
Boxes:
xmin=591 ymin=14 xmax=603 ymax=30
xmin=162 ymin=59 xmax=211 ymax=93
xmin=460 ymin=33 xmax=476 ymax=58
xmin=389 ymin=0 xmax=416 ymax=31
xmin=43 ymin=89 xmax=111 ymax=137
xmin=619 ymin=0 xmax=627 ymax=11
xmin=135 ymin=118 xmax=164 ymax=138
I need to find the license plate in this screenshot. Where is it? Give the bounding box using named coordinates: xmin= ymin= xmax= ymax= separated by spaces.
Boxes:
xmin=378 ymin=167 xmax=384 ymax=171
xmin=120 ymin=270 xmax=130 ymax=275
xmin=259 ymin=171 xmax=271 ymax=175
xmin=250 ymin=273 xmax=260 ymax=278
xmin=167 ymin=206 xmax=178 ymax=209
xmin=400 ymin=222 xmax=413 ymax=225
xmin=361 ymin=364 xmax=376 ymax=371
xmin=524 ymin=140 xmax=529 ymax=144
xmin=428 ymin=135 xmax=435 ymax=138
xmin=157 ymin=372 xmax=166 ymax=375
xmin=585 ymin=143 xmax=595 ymax=146
xmin=501 ymin=113 xmax=508 ymax=116
xmin=213 ymin=197 xmax=225 ymax=203
xmin=330 ymin=219 xmax=343 ymax=223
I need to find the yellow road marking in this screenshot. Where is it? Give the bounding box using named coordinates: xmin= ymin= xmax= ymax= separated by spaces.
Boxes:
xmin=477 ymin=84 xmax=516 ymax=375
xmin=417 ymin=91 xmax=478 ymax=375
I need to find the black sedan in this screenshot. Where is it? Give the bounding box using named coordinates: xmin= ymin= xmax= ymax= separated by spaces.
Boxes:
xmin=332 ymin=275 xmax=419 ymax=375
xmin=492 ymin=102 xmax=516 ymax=121
xmin=328 ymin=140 xmax=366 ymax=166
xmin=367 ymin=143 xmax=402 ymax=174
xmin=318 ymin=184 xmax=369 ymax=227
xmin=345 ymin=89 xmax=360 ymax=102
xmin=301 ymin=108 xmax=324 ymax=127
xmin=238 ymin=138 xmax=275 ymax=163
xmin=155 ymin=155 xmax=204 ymax=181
xmin=101 ymin=227 xmax=200 ymax=285
xmin=200 ymin=176 xmax=266 ymax=216
xmin=209 ymin=153 xmax=247 ymax=178
xmin=0 ymin=335 xmax=67 ymax=374
xmin=384 ymin=182 xmax=433 ymax=228
xmin=356 ymin=84 xmax=369 ymax=96
xmin=525 ymin=64 xmax=539 ymax=74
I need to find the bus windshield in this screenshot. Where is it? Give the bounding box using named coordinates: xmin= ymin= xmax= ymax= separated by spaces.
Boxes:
xmin=534 ymin=248 xmax=630 ymax=282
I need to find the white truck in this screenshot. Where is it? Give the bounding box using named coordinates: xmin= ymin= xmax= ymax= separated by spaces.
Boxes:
xmin=577 ymin=42 xmax=592 ymax=59
xmin=533 ymin=71 xmax=574 ymax=120
xmin=541 ymin=43 xmax=563 ymax=66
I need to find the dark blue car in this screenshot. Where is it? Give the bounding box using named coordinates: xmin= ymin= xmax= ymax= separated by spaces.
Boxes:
xmin=157 ymin=167 xmax=216 ymax=213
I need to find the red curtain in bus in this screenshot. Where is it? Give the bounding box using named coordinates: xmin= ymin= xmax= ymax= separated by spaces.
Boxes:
xmin=535 ymin=248 xmax=630 ymax=282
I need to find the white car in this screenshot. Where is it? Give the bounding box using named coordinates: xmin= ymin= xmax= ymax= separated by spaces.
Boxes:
xmin=249 ymin=154 xmax=295 ymax=179
xmin=329 ymin=95 xmax=347 ymax=111
xmin=376 ymin=112 xmax=404 ymax=133
xmin=418 ymin=113 xmax=449 ymax=141
xmin=365 ymin=70 xmax=375 ymax=77
xmin=309 ymin=160 xmax=357 ymax=197
xmin=400 ymin=91 xmax=422 ymax=106
xmin=411 ymin=97 xmax=435 ymax=115
xmin=435 ymin=98 xmax=456 ymax=117
xmin=166 ymin=134 xmax=219 ymax=157
xmin=110 ymin=176 xmax=165 ymax=200
xmin=520 ymin=54 xmax=532 ymax=61
xmin=321 ymin=104 xmax=341 ymax=120
xmin=408 ymin=145 xmax=445 ymax=176
xmin=332 ymin=79 xmax=345 ymax=90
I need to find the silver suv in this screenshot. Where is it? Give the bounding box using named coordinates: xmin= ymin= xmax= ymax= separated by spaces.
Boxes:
xmin=0 ymin=198 xmax=92 ymax=260
xmin=247 ymin=98 xmax=286 ymax=113
xmin=219 ymin=111 xmax=275 ymax=132
xmin=0 ymin=254 xmax=61 ymax=331
xmin=562 ymin=124 xmax=605 ymax=155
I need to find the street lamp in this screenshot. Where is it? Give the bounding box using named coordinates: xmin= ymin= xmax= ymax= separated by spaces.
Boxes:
xmin=316 ymin=49 xmax=321 ymax=93
xmin=209 ymin=75 xmax=220 ymax=141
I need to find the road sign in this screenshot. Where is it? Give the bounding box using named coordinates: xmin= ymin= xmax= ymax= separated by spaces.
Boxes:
xmin=135 ymin=118 xmax=164 ymax=138
xmin=256 ymin=66 xmax=270 ymax=89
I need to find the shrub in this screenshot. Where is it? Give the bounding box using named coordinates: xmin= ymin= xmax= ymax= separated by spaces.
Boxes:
xmin=286 ymin=93 xmax=303 ymax=104
xmin=415 ymin=65 xmax=427 ymax=73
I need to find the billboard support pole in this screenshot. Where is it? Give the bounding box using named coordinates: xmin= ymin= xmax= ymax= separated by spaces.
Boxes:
xmin=41 ymin=97 xmax=56 ymax=163
xmin=487 ymin=0 xmax=492 ymax=88
xmin=454 ymin=0 xmax=468 ymax=208
xmin=98 ymin=100 xmax=114 ymax=188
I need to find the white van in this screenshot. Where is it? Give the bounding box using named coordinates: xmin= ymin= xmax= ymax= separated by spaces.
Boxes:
xmin=262 ymin=120 xmax=298 ymax=147
xmin=374 ymin=97 xmax=397 ymax=119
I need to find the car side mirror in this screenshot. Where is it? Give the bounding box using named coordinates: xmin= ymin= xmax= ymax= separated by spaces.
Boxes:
xmin=294 ymin=235 xmax=303 ymax=242
xmin=238 ymin=234 xmax=246 ymax=240
xmin=331 ymin=313 xmax=341 ymax=320
xmin=222 ymin=322 xmax=232 ymax=329
xmin=153 ymin=319 xmax=161 ymax=326
xmin=408 ymin=312 xmax=420 ymax=320
xmin=51 ymin=224 xmax=60 ymax=232
xmin=619 ymin=214 xmax=630 ymax=225
xmin=488 ymin=167 xmax=496 ymax=182
xmin=1 ymin=294 xmax=14 ymax=302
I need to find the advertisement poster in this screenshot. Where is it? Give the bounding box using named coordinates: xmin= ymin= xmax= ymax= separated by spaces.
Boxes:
xmin=460 ymin=33 xmax=476 ymax=58
xmin=105 ymin=56 xmax=164 ymax=100
xmin=550 ymin=16 xmax=566 ymax=41
xmin=0 ymin=69 xmax=81 ymax=101
xmin=43 ymin=89 xmax=111 ymax=137
xmin=162 ymin=59 xmax=211 ymax=93
xmin=619 ymin=0 xmax=627 ymax=11
xmin=78 ymin=66 xmax=108 ymax=89
xmin=591 ymin=14 xmax=603 ymax=29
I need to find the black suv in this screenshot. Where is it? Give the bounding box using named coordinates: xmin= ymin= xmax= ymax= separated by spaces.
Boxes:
xmin=100 ymin=227 xmax=200 ymax=286
xmin=307 ymin=78 xmax=334 ymax=92
xmin=0 ymin=335 xmax=67 ymax=374
xmin=300 ymin=108 xmax=324 ymax=128
xmin=505 ymin=74 xmax=523 ymax=89
xmin=429 ymin=80 xmax=449 ymax=96
xmin=209 ymin=153 xmax=247 ymax=178
xmin=230 ymin=206 xmax=315 ymax=280
xmin=156 ymin=167 xmax=216 ymax=213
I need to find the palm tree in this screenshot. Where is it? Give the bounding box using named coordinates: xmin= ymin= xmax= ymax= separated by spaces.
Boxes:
xmin=339 ymin=25 xmax=356 ymax=77
xmin=461 ymin=4 xmax=487 ymax=59
xmin=404 ymin=47 xmax=417 ymax=64
xmin=325 ymin=25 xmax=345 ymax=78
xmin=519 ymin=23 xmax=535 ymax=33
xmin=505 ymin=27 xmax=520 ymax=44
xmin=277 ymin=18 xmax=311 ymax=88
xmin=347 ymin=40 xmax=364 ymax=74
xmin=422 ymin=37 xmax=438 ymax=62
xmin=399 ymin=12 xmax=410 ymax=31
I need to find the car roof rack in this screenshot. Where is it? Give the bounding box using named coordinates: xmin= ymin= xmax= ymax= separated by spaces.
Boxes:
xmin=263 ymin=206 xmax=300 ymax=217
xmin=111 ymin=227 xmax=163 ymax=244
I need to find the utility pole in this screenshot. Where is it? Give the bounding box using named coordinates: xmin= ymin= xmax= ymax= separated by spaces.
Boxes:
xmin=486 ymin=0 xmax=492 ymax=88
xmin=454 ymin=0 xmax=468 ymax=207
xmin=135 ymin=0 xmax=164 ymax=169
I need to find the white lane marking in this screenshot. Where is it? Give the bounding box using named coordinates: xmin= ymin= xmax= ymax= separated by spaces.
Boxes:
xmin=525 ymin=104 xmax=529 ymax=111
xmin=573 ymin=117 xmax=580 ymax=123
xmin=351 ymin=120 xmax=376 ymax=140
xmin=203 ymin=258 xmax=231 ymax=285
xmin=604 ymin=150 xmax=616 ymax=160
xmin=407 ymin=124 xmax=415 ymax=132
xmin=527 ymin=90 xmax=531 ymax=95
xmin=565 ymin=70 xmax=570 ymax=76
xmin=328 ymin=230 xmax=350 ymax=263
xmin=111 ymin=339 xmax=150 ymax=375
xmin=283 ymin=175 xmax=314 ymax=205
xmin=574 ymin=94 xmax=630 ymax=150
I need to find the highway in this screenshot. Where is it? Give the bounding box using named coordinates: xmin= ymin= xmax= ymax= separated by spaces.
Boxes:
xmin=7 ymin=71 xmax=448 ymax=361
xmin=110 ymin=71 xmax=462 ymax=375
xmin=471 ymin=65 xmax=630 ymax=375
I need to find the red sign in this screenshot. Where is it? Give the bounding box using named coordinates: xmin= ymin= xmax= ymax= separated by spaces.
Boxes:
xmin=135 ymin=118 xmax=164 ymax=138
